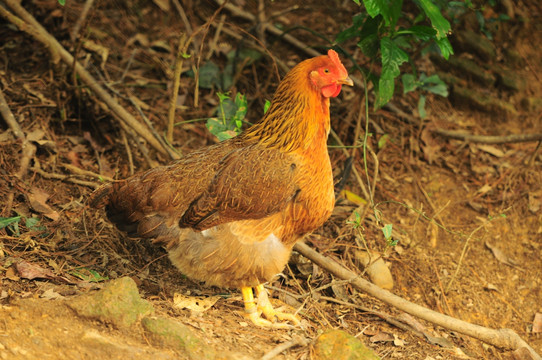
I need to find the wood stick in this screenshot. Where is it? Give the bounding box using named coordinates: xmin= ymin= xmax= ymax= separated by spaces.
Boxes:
xmin=294 ymin=241 xmax=541 ymax=359
xmin=434 ymin=128 xmax=542 ymax=144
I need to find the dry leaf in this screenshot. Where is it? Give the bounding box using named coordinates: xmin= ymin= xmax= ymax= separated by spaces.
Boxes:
xmin=485 ymin=241 xmax=517 ymax=266
xmin=533 ymin=313 xmax=542 ymax=333
xmin=15 ymin=260 xmax=75 ymax=284
xmin=173 ymin=293 xmax=220 ymax=313
xmin=40 ymin=288 xmax=64 ymax=300
xmin=27 ymin=187 xmax=60 ymax=221
xmin=396 ymin=313 xmax=426 ymax=333
xmin=369 ymin=331 xmax=394 ymax=343
xmin=5 ymin=266 xmax=20 ymax=281
xmin=16 ymin=260 xmax=56 ymax=280
xmin=477 ymin=144 xmax=505 ymax=157
xmin=528 ymin=193 xmax=541 ymax=213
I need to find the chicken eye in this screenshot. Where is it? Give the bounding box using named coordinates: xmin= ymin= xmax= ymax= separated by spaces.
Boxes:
xmin=323 ymin=68 xmax=330 ymax=74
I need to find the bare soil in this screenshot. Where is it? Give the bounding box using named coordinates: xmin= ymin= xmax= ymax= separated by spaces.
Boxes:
xmin=1 ymin=1 xmax=541 ymax=359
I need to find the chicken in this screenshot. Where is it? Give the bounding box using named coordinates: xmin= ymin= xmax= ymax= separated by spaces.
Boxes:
xmin=89 ymin=49 xmax=353 ymax=327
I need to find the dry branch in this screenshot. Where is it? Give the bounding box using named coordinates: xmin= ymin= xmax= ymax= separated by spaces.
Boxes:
xmin=1 ymin=0 xmax=175 ymax=160
xmin=294 ymin=241 xmax=541 ymax=360
xmin=434 ymin=128 xmax=542 ymax=144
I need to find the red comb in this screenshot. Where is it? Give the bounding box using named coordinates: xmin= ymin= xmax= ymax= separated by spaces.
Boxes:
xmin=327 ymin=49 xmax=347 ymax=77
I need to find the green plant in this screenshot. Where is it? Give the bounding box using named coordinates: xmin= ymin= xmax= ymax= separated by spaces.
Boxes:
xmin=206 ymin=92 xmax=247 ymax=141
xmin=337 ymin=0 xmax=453 ymax=109
xmin=402 ymin=72 xmax=448 ymax=118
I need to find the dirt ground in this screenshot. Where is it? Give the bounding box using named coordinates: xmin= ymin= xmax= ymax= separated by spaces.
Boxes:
xmin=1 ymin=0 xmax=541 ymax=359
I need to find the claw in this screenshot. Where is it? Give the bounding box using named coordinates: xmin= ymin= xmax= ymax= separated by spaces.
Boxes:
xmin=241 ymin=285 xmax=300 ymax=328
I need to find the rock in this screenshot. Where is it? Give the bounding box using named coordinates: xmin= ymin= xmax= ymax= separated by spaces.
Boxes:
xmin=141 ymin=316 xmax=217 ymax=359
xmin=313 ymin=330 xmax=380 ymax=360
xmin=355 ymin=250 xmax=394 ymax=290
xmin=67 ymin=277 xmax=154 ymax=328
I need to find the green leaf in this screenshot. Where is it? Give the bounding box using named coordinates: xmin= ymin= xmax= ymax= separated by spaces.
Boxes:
xmin=206 ymin=118 xmax=228 ymax=135
xmin=435 ymin=37 xmax=454 ymax=59
xmin=378 ymin=134 xmax=390 ymax=149
xmin=418 ymin=94 xmax=427 ymax=118
xmin=403 ymin=25 xmax=437 ymax=41
xmin=376 ymin=77 xmax=395 ymax=108
xmin=0 ymin=216 xmax=21 ymax=229
xmin=357 ymin=16 xmax=381 ymax=58
xmin=336 ymin=13 xmax=366 ymax=43
xmin=263 ymin=100 xmax=271 ymax=114
xmin=382 ymin=223 xmax=393 ymax=240
xmin=195 ymin=61 xmax=220 ymax=89
xmin=417 ymin=0 xmax=451 ymax=39
xmin=216 ymin=130 xmax=237 ymax=141
xmin=352 ymin=0 xmax=361 ymax=5
xmin=389 ymin=0 xmax=403 ymax=30
xmin=380 ymin=37 xmax=409 ymax=79
xmin=362 ymin=0 xmax=385 ymax=19
xmin=401 ymin=73 xmax=417 ymax=93
xmin=425 ymin=83 xmax=448 ymax=97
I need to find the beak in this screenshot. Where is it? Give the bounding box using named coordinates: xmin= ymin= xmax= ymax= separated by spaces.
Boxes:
xmin=338 ymin=76 xmax=354 ymax=86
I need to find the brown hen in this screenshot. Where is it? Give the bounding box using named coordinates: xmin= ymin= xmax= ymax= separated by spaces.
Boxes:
xmin=89 ymin=49 xmax=353 ymax=327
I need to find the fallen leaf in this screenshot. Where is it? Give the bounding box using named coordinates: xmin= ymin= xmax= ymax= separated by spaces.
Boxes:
xmin=477 ymin=144 xmax=505 ymax=157
xmin=393 ymin=334 xmax=405 ymax=346
xmin=5 ymin=266 xmax=20 ymax=281
xmin=369 ymin=331 xmax=394 ymax=343
xmin=173 ymin=292 xmax=220 ymax=313
xmin=533 ymin=313 xmax=542 ymax=333
xmin=27 ymin=187 xmax=59 ymax=221
xmin=420 ymin=127 xmax=442 ymax=164
xmin=16 ymin=260 xmax=55 ymax=280
xmin=528 ymin=193 xmax=541 ymax=213
xmin=485 ymin=241 xmax=517 ymax=266
xmin=396 ymin=313 xmax=426 ymax=333
xmin=15 ymin=260 xmax=75 ymax=284
xmin=40 ymin=288 xmax=64 ymax=300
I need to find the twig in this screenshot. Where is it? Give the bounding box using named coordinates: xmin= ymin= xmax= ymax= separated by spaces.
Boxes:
xmin=60 ymin=163 xmax=114 ymax=182
xmin=293 ymin=241 xmax=541 ymax=359
xmin=256 ymin=0 xmax=266 ymax=47
xmin=167 ymin=32 xmax=188 ymax=144
xmin=0 ymin=88 xmax=36 ymax=215
xmin=319 ymin=296 xmax=428 ymax=341
xmin=120 ymin=130 xmax=134 ymax=176
xmin=434 ymin=128 xmax=542 ymax=144
xmin=445 ymin=219 xmax=490 ymax=293
xmin=0 ymin=87 xmax=24 ymax=139
xmin=260 ymin=336 xmax=309 ymax=360
xmin=30 ymin=167 xmax=99 ymax=189
xmin=2 ymin=0 xmax=171 ymax=158
xmin=528 ymin=141 xmax=541 ymax=167
xmin=69 ymin=0 xmax=96 ymax=42
xmin=172 ymin=0 xmax=193 ymax=35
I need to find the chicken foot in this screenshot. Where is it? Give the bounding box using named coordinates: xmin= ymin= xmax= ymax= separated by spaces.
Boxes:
xmin=241 ymin=285 xmax=300 ymax=328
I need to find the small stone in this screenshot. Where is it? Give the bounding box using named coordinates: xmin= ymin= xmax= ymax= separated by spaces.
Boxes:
xmin=141 ymin=316 xmax=216 ymax=359
xmin=313 ymin=330 xmax=381 ymax=360
xmin=67 ymin=277 xmax=154 ymax=328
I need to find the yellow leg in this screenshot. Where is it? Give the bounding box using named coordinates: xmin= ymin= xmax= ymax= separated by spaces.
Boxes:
xmin=255 ymin=284 xmax=300 ymax=326
xmin=240 ymin=285 xmax=300 ymax=328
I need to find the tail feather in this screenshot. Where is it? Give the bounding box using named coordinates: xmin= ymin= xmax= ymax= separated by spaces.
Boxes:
xmin=88 ymin=183 xmax=113 ymax=208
